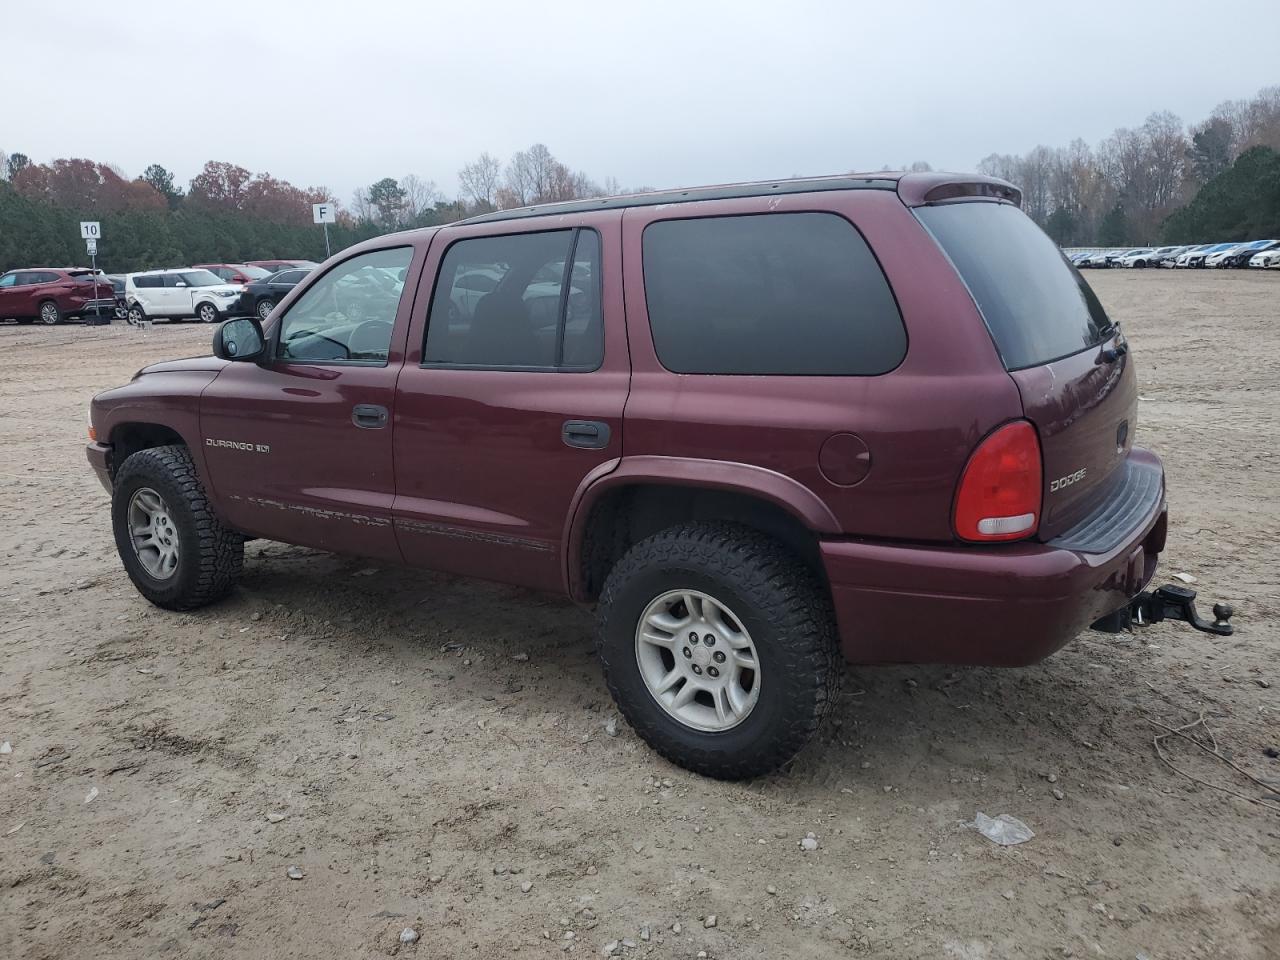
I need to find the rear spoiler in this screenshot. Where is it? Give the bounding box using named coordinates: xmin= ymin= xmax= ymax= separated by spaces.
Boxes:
xmin=897 ymin=173 xmax=1022 ymax=208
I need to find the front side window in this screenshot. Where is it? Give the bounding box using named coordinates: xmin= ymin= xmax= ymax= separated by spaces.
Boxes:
xmin=179 ymin=270 xmax=223 ymax=287
xmin=424 ymin=228 xmax=602 ymax=370
xmin=642 ymin=213 xmax=906 ymax=375
xmin=277 ymin=247 xmax=412 ymax=363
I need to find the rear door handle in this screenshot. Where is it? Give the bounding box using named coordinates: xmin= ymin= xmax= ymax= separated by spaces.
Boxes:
xmin=562 ymin=419 xmax=611 ymax=449
xmin=352 ymin=403 xmax=389 ymax=429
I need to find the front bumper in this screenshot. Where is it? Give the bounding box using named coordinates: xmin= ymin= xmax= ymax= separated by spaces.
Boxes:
xmin=821 ymin=453 xmax=1167 ymax=667
xmin=86 ymin=441 xmax=112 ymax=493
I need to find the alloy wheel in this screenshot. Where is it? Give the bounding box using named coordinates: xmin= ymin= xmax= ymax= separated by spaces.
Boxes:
xmin=634 ymin=589 xmax=761 ymax=732
xmin=128 ymin=487 xmax=180 ymax=580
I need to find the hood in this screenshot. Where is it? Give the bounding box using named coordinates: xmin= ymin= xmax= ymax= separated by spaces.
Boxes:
xmin=136 ymin=355 xmax=229 ymax=377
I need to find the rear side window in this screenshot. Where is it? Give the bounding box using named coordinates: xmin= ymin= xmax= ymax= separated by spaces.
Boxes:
xmin=641 ymin=213 xmax=905 ymax=376
xmin=134 ymin=275 xmax=162 ymax=288
xmin=915 ymin=202 xmax=1112 ymax=370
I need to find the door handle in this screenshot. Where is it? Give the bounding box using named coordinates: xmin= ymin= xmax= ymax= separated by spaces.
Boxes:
xmin=562 ymin=419 xmax=611 ymax=449
xmin=352 ymin=403 xmax=389 ymax=429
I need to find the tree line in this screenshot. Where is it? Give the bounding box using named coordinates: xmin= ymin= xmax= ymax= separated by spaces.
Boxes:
xmin=978 ymin=85 xmax=1280 ymax=245
xmin=2 ymin=83 xmax=1278 ymax=272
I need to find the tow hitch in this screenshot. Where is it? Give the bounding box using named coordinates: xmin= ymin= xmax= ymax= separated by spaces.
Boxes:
xmin=1093 ymin=584 xmax=1235 ymax=636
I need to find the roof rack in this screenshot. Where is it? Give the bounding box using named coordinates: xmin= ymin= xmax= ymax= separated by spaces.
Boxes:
xmin=456 ymin=175 xmax=899 ymax=226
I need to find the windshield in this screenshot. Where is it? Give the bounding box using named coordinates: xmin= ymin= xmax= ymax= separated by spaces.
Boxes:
xmin=179 ymin=270 xmax=224 ymax=287
xmin=239 ymin=265 xmax=272 ymax=279
xmin=916 ymin=201 xmax=1112 ymax=371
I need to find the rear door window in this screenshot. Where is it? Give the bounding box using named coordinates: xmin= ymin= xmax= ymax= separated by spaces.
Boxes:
xmin=641 ymin=213 xmax=905 ymax=375
xmin=424 ymin=228 xmax=603 ymax=370
xmin=915 ymin=202 xmax=1112 ymax=370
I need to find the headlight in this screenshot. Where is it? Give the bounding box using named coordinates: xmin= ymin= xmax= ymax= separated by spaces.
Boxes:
xmin=216 ymin=290 xmax=239 ymax=297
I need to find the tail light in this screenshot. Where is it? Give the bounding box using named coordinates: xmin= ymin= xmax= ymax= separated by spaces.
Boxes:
xmin=953 ymin=420 xmax=1042 ymax=542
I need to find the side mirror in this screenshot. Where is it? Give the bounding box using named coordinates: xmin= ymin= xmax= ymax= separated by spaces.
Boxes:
xmin=174 ymin=281 xmax=187 ymax=288
xmin=213 ymin=317 xmax=267 ymax=362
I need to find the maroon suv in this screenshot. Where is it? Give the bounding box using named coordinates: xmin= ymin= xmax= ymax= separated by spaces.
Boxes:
xmin=1 ymin=267 xmax=117 ymax=324
xmin=86 ymin=173 xmax=1228 ymax=779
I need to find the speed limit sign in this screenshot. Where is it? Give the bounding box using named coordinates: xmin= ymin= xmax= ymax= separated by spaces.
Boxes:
xmin=80 ymin=221 xmax=101 ymax=239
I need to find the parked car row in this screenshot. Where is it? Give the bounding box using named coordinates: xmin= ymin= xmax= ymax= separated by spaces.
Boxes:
xmin=1069 ymin=240 xmax=1280 ymax=270
xmin=0 ymin=259 xmax=316 ymax=324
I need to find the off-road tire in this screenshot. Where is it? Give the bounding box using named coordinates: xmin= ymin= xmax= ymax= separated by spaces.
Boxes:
xmin=597 ymin=521 xmax=840 ymax=780
xmin=112 ymin=444 xmax=243 ymax=610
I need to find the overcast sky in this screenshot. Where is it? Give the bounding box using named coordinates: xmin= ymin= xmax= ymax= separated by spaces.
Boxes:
xmin=6 ymin=0 xmax=1277 ymax=204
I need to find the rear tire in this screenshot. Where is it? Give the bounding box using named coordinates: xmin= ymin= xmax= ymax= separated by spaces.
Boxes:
xmin=597 ymin=522 xmax=839 ymax=780
xmin=256 ymin=299 xmax=274 ymax=321
xmin=126 ymin=303 xmax=146 ymax=325
xmin=38 ymin=301 xmax=62 ymax=325
xmin=112 ymin=445 xmax=243 ymax=611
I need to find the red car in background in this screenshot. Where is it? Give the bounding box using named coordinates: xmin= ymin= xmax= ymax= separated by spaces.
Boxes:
xmin=193 ymin=263 xmax=274 ymax=285
xmin=245 ymin=259 xmax=318 ymax=273
xmin=0 ymin=267 xmax=117 ymax=324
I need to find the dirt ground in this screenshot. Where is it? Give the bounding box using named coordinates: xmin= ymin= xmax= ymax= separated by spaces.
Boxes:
xmin=1 ymin=271 xmax=1277 ymax=960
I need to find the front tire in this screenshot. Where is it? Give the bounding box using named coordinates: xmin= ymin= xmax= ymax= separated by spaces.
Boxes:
xmin=38 ymin=301 xmax=62 ymax=325
xmin=196 ymin=302 xmax=220 ymax=324
xmin=112 ymin=445 xmax=243 ymax=610
xmin=597 ymin=522 xmax=839 ymax=780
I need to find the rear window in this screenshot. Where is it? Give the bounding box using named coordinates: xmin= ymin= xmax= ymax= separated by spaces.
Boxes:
xmin=641 ymin=213 xmax=905 ymax=376
xmin=916 ymin=202 xmax=1112 ymax=370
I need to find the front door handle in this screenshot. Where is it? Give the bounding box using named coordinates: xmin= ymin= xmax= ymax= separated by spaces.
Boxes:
xmin=562 ymin=419 xmax=611 ymax=449
xmin=352 ymin=403 xmax=389 ymax=429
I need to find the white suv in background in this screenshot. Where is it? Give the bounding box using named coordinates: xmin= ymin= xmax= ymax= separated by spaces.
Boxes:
xmin=124 ymin=269 xmax=245 ymax=324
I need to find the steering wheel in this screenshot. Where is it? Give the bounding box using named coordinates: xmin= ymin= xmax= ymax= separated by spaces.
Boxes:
xmin=347 ymin=320 xmax=393 ymax=359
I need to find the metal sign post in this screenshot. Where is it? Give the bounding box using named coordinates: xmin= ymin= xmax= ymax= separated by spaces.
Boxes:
xmin=312 ymin=203 xmax=336 ymax=259
xmin=80 ymin=222 xmax=103 ymax=324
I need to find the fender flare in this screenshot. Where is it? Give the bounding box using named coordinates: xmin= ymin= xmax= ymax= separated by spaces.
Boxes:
xmin=561 ymin=455 xmax=840 ymax=600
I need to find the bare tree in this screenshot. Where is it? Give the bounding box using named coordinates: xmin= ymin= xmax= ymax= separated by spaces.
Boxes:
xmin=977 ymin=153 xmax=1021 ymax=183
xmin=400 ymin=174 xmax=441 ymax=223
xmin=350 ymin=187 xmax=375 ymax=223
xmin=458 ymin=152 xmax=501 ymax=210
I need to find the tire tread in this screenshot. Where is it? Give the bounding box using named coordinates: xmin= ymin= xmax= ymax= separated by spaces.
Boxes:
xmin=597 ymin=521 xmax=839 ymax=780
xmin=114 ymin=444 xmax=242 ymax=610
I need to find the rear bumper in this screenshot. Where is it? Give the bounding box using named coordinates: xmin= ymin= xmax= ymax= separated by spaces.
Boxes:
xmin=86 ymin=442 xmax=112 ymax=494
xmin=821 ymin=455 xmax=1167 ymax=667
